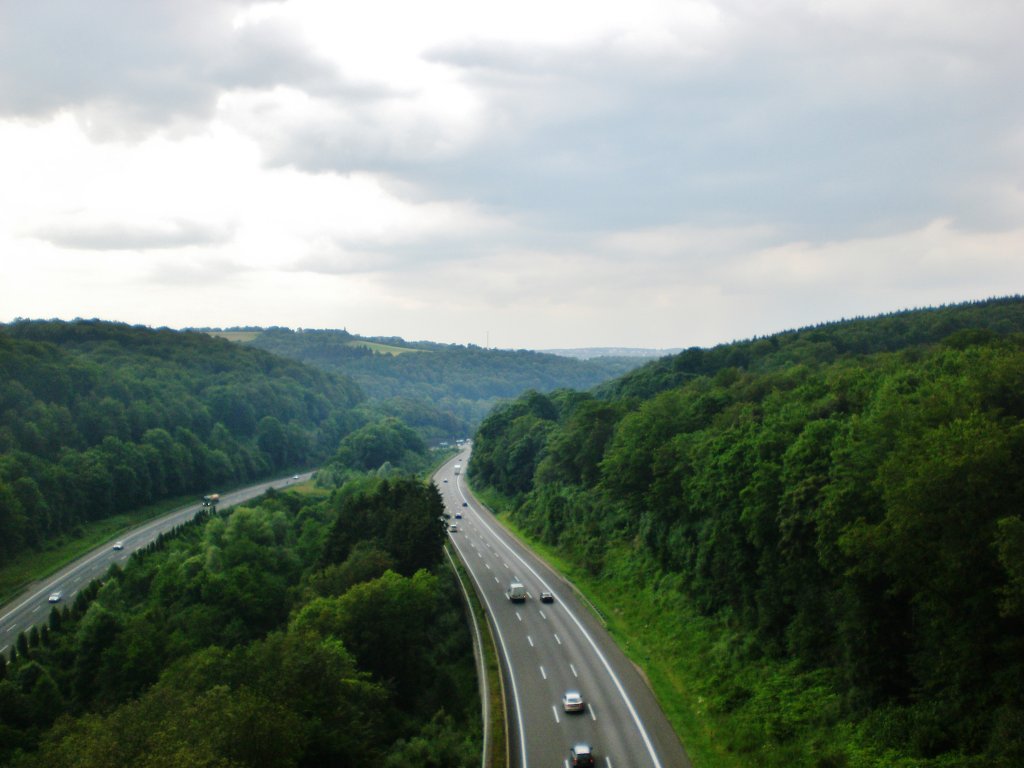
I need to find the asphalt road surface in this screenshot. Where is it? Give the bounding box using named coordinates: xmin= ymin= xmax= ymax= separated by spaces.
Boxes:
xmin=436 ymin=451 xmax=690 ymax=768
xmin=0 ymin=472 xmax=312 ymax=658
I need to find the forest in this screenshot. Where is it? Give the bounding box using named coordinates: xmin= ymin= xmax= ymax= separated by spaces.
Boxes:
xmin=468 ymin=297 xmax=1024 ymax=767
xmin=0 ymin=320 xmax=367 ymax=566
xmin=0 ymin=476 xmax=478 ymax=767
xmin=240 ymin=326 xmax=646 ymax=429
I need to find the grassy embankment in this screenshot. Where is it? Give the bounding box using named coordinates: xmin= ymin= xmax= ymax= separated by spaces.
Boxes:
xmin=0 ymin=495 xmax=198 ymax=606
xmin=0 ymin=480 xmax=329 ymax=608
xmin=468 ymin=485 xmax=882 ymax=768
xmin=447 ymin=545 xmax=508 ymax=768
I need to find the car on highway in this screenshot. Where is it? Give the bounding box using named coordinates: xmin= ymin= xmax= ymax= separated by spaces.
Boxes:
xmin=570 ymin=743 xmax=595 ymax=767
xmin=562 ymin=690 xmax=585 ymax=712
xmin=292 ymin=474 xmax=299 ymax=480
xmin=112 ymin=541 xmax=124 ymax=550
xmin=449 ymin=523 xmax=458 ymax=532
xmin=443 ymin=479 xmax=448 ymax=483
xmin=48 ymin=590 xmax=63 ymax=603
xmin=462 ymin=501 xmax=468 ymax=507
xmin=455 ymin=512 xmax=462 ymax=519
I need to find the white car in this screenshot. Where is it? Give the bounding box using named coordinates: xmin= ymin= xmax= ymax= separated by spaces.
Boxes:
xmin=449 ymin=523 xmax=458 ymax=532
xmin=562 ymin=690 xmax=585 ymax=713
xmin=48 ymin=591 xmax=63 ymax=603
xmin=113 ymin=541 xmax=124 ymax=550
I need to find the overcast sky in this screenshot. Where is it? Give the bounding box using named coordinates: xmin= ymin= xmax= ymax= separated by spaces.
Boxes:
xmin=1 ymin=1 xmax=1021 ymax=350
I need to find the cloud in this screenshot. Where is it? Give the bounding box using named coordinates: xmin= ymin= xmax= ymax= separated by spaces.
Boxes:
xmin=229 ymin=0 xmax=1023 ymax=243
xmin=0 ymin=0 xmax=346 ymax=140
xmin=26 ymin=216 xmax=235 ymax=251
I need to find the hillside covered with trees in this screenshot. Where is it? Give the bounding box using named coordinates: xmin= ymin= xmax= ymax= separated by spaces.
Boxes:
xmin=239 ymin=327 xmax=648 ymax=431
xmin=468 ymin=297 xmax=1024 ymax=767
xmin=0 ymin=477 xmax=478 ymax=767
xmin=0 ymin=320 xmax=365 ymax=566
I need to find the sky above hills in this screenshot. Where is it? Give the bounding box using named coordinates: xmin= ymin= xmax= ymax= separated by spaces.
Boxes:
xmin=1 ymin=1 xmax=1021 ymax=350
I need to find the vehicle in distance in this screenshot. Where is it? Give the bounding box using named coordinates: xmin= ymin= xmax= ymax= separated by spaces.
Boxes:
xmin=562 ymin=690 xmax=585 ymax=712
xmin=462 ymin=502 xmax=468 ymax=507
xmin=455 ymin=512 xmax=462 ymax=519
xmin=449 ymin=523 xmax=458 ymax=532
xmin=112 ymin=541 xmax=124 ymax=550
xmin=48 ymin=590 xmax=63 ymax=603
xmin=540 ymin=591 xmax=554 ymax=603
xmin=202 ymin=493 xmax=220 ymax=507
xmin=454 ymin=464 xmax=461 ymax=475
xmin=292 ymin=474 xmax=299 ymax=480
xmin=443 ymin=479 xmax=448 ymax=483
xmin=570 ymin=743 xmax=595 ymax=767
xmin=506 ymin=581 xmax=527 ymax=602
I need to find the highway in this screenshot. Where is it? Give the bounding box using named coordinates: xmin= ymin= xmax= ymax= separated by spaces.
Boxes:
xmin=0 ymin=472 xmax=312 ymax=659
xmin=436 ymin=450 xmax=690 ymax=768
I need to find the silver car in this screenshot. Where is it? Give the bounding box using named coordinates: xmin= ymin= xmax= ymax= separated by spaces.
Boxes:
xmin=562 ymin=690 xmax=585 ymax=713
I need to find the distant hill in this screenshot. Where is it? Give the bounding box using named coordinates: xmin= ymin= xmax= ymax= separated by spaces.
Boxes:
xmin=541 ymin=346 xmax=682 ymax=359
xmin=200 ymin=327 xmax=647 ymax=432
xmin=0 ymin=319 xmax=364 ymax=565
xmin=600 ymin=295 xmax=1024 ymax=401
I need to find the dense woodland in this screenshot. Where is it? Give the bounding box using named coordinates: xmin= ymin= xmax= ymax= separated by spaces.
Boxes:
xmin=0 ymin=320 xmax=365 ymax=566
xmin=0 ymin=477 xmax=478 ymax=767
xmin=244 ymin=327 xmax=646 ymax=429
xmin=469 ymin=297 xmax=1024 ymax=767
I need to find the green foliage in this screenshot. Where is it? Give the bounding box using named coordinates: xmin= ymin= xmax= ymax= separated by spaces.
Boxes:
xmin=247 ymin=326 xmax=642 ymax=431
xmin=333 ymin=416 xmax=426 ymax=472
xmin=2 ymin=477 xmax=477 ymax=768
xmin=471 ymin=298 xmax=1024 ymax=766
xmin=321 ymin=477 xmax=447 ymax=576
xmin=0 ymin=320 xmax=365 ymax=566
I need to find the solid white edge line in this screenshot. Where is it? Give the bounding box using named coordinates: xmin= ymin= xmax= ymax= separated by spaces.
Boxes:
xmin=462 ymin=478 xmax=665 ymax=768
xmin=0 ymin=475 xmax=295 ymax=627
xmin=447 ymin=482 xmax=530 ymax=768
xmin=444 ymin=545 xmax=491 ymax=768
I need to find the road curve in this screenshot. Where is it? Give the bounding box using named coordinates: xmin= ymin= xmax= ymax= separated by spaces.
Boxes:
xmin=0 ymin=472 xmax=312 ymax=657
xmin=436 ymin=450 xmax=690 ymax=768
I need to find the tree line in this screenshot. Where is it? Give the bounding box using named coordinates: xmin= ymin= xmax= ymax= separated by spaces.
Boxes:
xmin=469 ymin=298 xmax=1024 ymax=767
xmin=245 ymin=326 xmax=646 ymax=428
xmin=0 ymin=320 xmax=364 ymax=565
xmin=0 ymin=476 xmax=477 ymax=767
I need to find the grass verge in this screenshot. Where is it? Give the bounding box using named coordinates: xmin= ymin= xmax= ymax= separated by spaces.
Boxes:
xmin=0 ymin=494 xmax=201 ymax=606
xmin=469 ymin=485 xmax=753 ymax=768
xmin=447 ymin=543 xmax=507 ymax=768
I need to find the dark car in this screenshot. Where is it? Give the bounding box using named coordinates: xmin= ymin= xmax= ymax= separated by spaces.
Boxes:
xmin=570 ymin=743 xmax=595 ymax=767
xmin=462 ymin=502 xmax=468 ymax=507
xmin=540 ymin=591 xmax=554 ymax=603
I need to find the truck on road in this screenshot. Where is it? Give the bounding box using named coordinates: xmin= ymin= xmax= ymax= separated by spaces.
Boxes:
xmin=505 ymin=581 xmax=527 ymax=602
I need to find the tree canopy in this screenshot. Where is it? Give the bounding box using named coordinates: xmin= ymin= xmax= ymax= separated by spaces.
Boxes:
xmin=469 ymin=297 xmax=1024 ymax=767
xmin=0 ymin=320 xmax=363 ymax=565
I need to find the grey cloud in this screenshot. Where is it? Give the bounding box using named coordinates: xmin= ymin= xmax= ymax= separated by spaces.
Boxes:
xmin=29 ymin=218 xmax=235 ymax=251
xmin=265 ymin=2 xmax=1024 ymax=245
xmin=0 ymin=0 xmax=350 ymax=139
